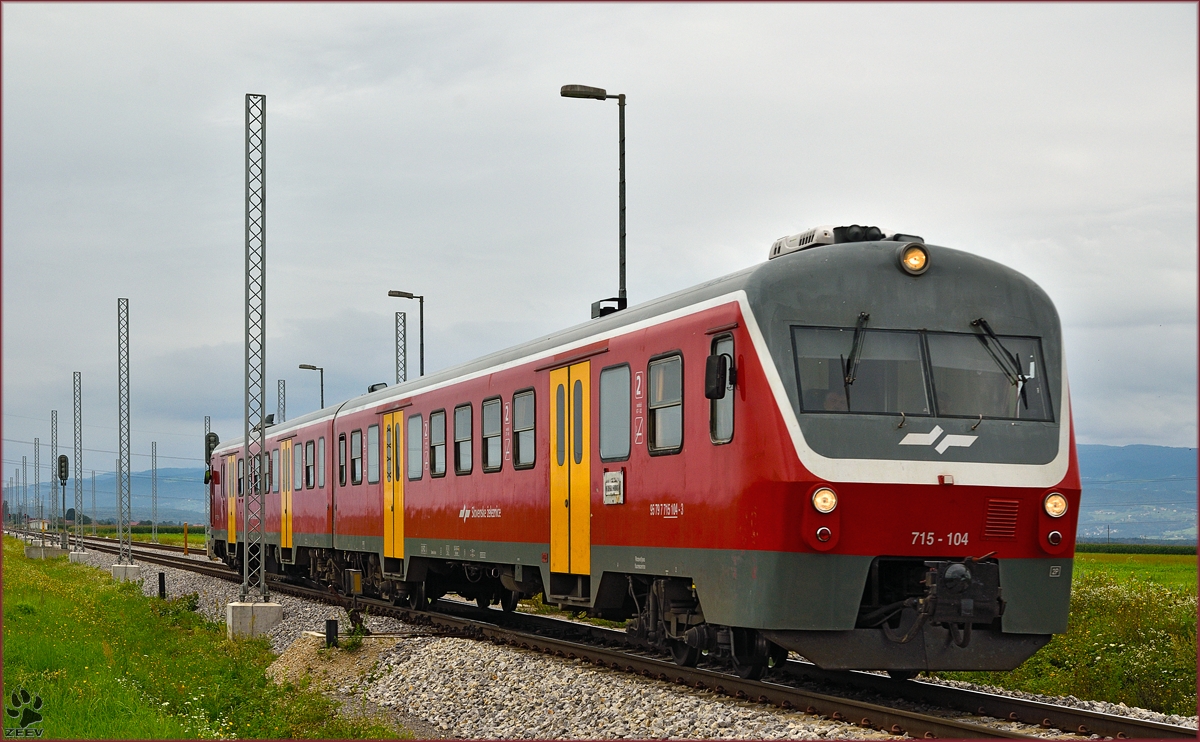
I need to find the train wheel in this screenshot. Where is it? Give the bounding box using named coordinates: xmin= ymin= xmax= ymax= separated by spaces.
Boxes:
xmin=500 ymin=589 xmax=519 ymax=613
xmin=668 ymin=641 xmax=700 ymax=668
xmin=476 ymin=595 xmax=492 ymax=610
xmin=729 ymin=628 xmax=767 ymax=680
xmin=407 ymin=582 xmax=429 ymax=611
xmin=767 ymin=642 xmax=790 ymax=669
xmin=887 ymin=670 xmax=917 ymax=681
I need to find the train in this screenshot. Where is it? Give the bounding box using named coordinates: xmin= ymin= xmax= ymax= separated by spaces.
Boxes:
xmin=206 ymin=224 xmax=1080 ymax=678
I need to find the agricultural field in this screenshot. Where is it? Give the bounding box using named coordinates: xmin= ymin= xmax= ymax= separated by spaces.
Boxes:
xmin=1 ymin=536 xmax=403 ymax=739
xmin=941 ymin=549 xmax=1197 ymax=716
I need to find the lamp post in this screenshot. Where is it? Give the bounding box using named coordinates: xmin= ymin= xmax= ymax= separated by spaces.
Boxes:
xmin=388 ymin=290 xmax=424 ymax=376
xmin=561 ymin=83 xmax=627 ymax=316
xmin=298 ymin=364 xmax=324 ymax=409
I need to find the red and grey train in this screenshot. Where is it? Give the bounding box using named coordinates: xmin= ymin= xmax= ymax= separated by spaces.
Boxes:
xmin=207 ymin=224 xmax=1079 ymax=677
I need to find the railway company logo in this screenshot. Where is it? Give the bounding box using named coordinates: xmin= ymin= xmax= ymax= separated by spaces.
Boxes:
xmin=459 ymin=506 xmax=502 ymax=522
xmin=4 ymin=688 xmax=43 ymax=737
xmin=899 ymin=425 xmax=977 ymax=454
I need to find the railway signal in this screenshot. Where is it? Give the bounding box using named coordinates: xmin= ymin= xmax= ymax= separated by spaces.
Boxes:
xmin=57 ymin=454 xmax=68 ymax=549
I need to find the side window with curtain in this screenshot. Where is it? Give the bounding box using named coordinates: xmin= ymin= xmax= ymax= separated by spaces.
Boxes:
xmin=317 ymin=438 xmax=325 ymax=488
xmin=338 ymin=434 xmax=347 ymax=486
xmin=648 ymin=355 xmax=683 ymax=454
xmin=600 ymin=365 xmax=631 ymax=460
xmin=430 ymin=411 xmax=446 ymax=477
xmin=367 ymin=425 xmax=380 ymax=484
xmin=710 ymin=335 xmax=735 ymax=444
xmin=351 ymin=429 xmax=363 ymax=484
xmin=407 ymin=414 xmax=423 ymax=480
xmin=454 ymin=405 xmax=472 ymax=475
xmin=294 ymin=441 xmax=304 ymax=491
xmin=512 ymin=390 xmax=535 ymax=468
xmin=482 ymin=398 xmax=502 ymax=472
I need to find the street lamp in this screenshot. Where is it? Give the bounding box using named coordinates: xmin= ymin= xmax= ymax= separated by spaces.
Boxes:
xmin=298 ymin=364 xmax=324 ymax=409
xmin=561 ymin=83 xmax=627 ymax=318
xmin=388 ymin=290 xmax=424 ymax=376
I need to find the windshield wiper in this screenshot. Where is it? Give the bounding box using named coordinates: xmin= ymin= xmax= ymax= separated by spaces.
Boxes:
xmin=841 ymin=312 xmax=870 ymax=407
xmin=971 ymin=318 xmax=1029 ymax=409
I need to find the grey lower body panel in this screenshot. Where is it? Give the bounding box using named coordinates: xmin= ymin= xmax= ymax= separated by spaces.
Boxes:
xmin=763 ymin=626 xmax=1052 ymax=671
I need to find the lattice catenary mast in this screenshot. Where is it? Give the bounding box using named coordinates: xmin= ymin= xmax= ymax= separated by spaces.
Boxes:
xmin=50 ymin=411 xmax=58 ymax=532
xmin=117 ymin=298 xmax=133 ymax=564
xmin=396 ymin=311 xmax=407 ymax=384
xmin=277 ymin=380 xmax=286 ymax=424
xmin=31 ymin=440 xmax=39 ymax=528
xmin=73 ymin=372 xmax=84 ymax=550
xmin=242 ymin=93 xmax=269 ymax=601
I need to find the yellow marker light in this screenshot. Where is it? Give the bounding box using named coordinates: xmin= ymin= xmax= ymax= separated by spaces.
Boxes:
xmin=899 ymin=243 xmax=929 ymax=275
xmin=1043 ymin=492 xmax=1068 ymax=518
xmin=812 ymin=487 xmax=838 ymax=514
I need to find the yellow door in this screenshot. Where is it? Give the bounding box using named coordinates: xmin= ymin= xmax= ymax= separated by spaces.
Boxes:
xmin=383 ymin=411 xmax=405 ymax=559
xmin=226 ymin=454 xmax=237 ymax=544
xmin=549 ymin=361 xmax=591 ymax=575
xmin=280 ymin=439 xmax=293 ymax=549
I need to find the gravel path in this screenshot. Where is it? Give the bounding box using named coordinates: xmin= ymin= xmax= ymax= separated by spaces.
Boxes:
xmin=60 ymin=542 xmax=1198 ymax=736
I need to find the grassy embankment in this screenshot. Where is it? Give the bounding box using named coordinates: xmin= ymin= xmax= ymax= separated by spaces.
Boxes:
xmin=1 ymin=536 xmax=405 ymax=739
xmin=941 ymin=550 xmax=1197 ymax=716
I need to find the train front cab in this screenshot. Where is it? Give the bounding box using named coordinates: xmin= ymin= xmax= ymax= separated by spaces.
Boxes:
xmin=737 ymin=237 xmax=1081 ymax=672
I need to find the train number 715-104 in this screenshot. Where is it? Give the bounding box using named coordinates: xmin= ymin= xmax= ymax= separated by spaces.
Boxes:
xmin=912 ymin=531 xmax=969 ymax=546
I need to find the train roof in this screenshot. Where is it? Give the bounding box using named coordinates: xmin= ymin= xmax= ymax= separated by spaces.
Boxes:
xmin=215 ymin=238 xmax=1056 ymax=453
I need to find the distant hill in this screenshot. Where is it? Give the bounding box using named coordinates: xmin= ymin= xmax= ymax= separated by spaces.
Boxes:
xmin=1076 ymin=444 xmax=1196 ymax=542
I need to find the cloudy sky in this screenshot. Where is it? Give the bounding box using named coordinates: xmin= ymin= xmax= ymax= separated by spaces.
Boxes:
xmin=3 ymin=3 xmax=1196 ymax=490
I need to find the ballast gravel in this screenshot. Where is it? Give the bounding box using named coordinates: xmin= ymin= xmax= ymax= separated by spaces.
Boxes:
xmin=64 ymin=542 xmax=1199 ymax=737
xmin=357 ymin=636 xmax=894 ymax=740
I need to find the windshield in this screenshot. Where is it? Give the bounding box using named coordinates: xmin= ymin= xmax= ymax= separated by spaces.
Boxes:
xmin=926 ymin=332 xmax=1051 ymax=420
xmin=792 ymin=327 xmax=930 ymax=415
xmin=793 ymin=325 xmax=1053 ymax=421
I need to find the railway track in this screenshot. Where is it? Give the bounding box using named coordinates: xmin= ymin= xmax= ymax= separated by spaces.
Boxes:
xmin=34 ymin=533 xmax=1195 ymax=740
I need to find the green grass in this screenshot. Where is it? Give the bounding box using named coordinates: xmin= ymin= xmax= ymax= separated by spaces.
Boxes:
xmin=1074 ymin=552 xmax=1197 ymax=591
xmin=2 ymin=536 xmax=406 ymax=739
xmin=1076 ymin=543 xmax=1195 ymax=555
xmin=940 ymin=553 xmax=1197 ymax=716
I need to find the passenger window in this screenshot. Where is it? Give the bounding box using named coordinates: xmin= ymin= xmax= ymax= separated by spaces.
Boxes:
xmin=648 ymin=355 xmax=683 ymax=453
xmin=351 ymin=429 xmax=363 ymax=485
xmin=294 ymin=441 xmax=304 ymax=491
xmin=599 ymin=365 xmax=631 ymax=460
xmin=454 ymin=405 xmax=472 ymax=474
xmin=513 ymin=390 xmax=535 ymax=468
xmin=338 ymin=434 xmax=347 ymax=486
xmin=367 ymin=425 xmax=380 ymax=484
xmin=305 ymin=441 xmax=315 ymax=489
xmin=710 ymin=336 xmax=735 ymax=444
xmin=237 ymin=458 xmax=244 ymax=496
xmin=317 ymin=438 xmax=325 ymax=488
xmin=271 ymin=449 xmax=280 ymax=493
xmin=407 ymin=414 xmax=423 ymax=480
xmin=482 ymin=398 xmax=502 ymax=472
xmin=430 ymin=411 xmax=447 ymax=477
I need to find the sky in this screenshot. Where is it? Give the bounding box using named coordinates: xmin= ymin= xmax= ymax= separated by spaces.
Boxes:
xmin=2 ymin=3 xmax=1197 ymax=493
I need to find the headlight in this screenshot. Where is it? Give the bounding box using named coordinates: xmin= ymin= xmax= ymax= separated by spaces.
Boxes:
xmin=812 ymin=487 xmax=838 ymax=514
xmin=898 ymin=243 xmax=929 ymax=275
xmin=1043 ymin=492 xmax=1068 ymax=518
